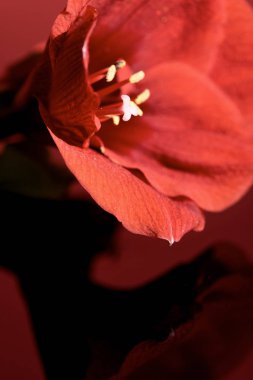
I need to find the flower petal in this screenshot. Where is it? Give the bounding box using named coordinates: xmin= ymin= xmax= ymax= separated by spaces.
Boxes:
xmin=89 ymin=0 xmax=225 ymax=73
xmin=211 ymin=0 xmax=253 ymax=125
xmin=112 ymin=251 xmax=253 ymax=380
xmin=51 ymin=0 xmax=90 ymax=38
xmin=50 ymin=132 xmax=204 ymax=242
xmin=34 ymin=3 xmax=99 ymax=147
xmin=0 ymin=43 xmax=44 ymax=93
xmin=99 ymin=63 xmax=253 ymax=211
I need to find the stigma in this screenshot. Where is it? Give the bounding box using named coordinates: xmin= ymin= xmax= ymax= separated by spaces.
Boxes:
xmin=89 ymin=60 xmax=150 ymax=126
xmin=121 ymin=95 xmax=143 ymax=121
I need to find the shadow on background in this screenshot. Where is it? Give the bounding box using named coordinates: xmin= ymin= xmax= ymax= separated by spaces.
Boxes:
xmin=0 ymin=191 xmax=252 ymax=379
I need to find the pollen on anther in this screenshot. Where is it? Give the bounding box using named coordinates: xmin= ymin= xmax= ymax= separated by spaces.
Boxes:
xmin=112 ymin=115 xmax=120 ymax=125
xmin=103 ymin=114 xmax=121 ymax=125
xmin=108 ymin=115 xmax=120 ymax=125
xmin=135 ymin=89 xmax=151 ymax=105
xmin=131 ymin=101 xmax=143 ymax=116
xmin=115 ymin=59 xmax=126 ymax=69
xmin=106 ymin=65 xmax=117 ymax=82
xmin=129 ymin=71 xmax=145 ymax=84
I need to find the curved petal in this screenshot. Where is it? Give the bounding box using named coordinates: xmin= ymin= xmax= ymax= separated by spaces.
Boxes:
xmin=89 ymin=0 xmax=225 ymax=73
xmin=98 ymin=63 xmax=253 ymax=211
xmin=34 ymin=3 xmax=99 ymax=147
xmin=112 ymin=267 xmax=253 ymax=380
xmin=51 ymin=0 xmax=90 ymax=39
xmin=211 ymin=0 xmax=253 ymax=125
xmin=0 ymin=43 xmax=44 ymax=93
xmin=50 ymin=132 xmax=204 ymax=243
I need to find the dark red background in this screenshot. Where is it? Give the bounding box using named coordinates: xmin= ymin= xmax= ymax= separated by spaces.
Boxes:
xmin=0 ymin=2 xmax=64 ymax=379
xmin=0 ymin=1 xmax=253 ymax=379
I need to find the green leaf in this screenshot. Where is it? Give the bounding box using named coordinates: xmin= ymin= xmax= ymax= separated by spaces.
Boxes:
xmin=0 ymin=145 xmax=71 ymax=199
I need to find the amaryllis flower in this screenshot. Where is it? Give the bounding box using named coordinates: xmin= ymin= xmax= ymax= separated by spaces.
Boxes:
xmin=31 ymin=0 xmax=253 ymax=243
xmin=108 ymin=243 xmax=253 ymax=380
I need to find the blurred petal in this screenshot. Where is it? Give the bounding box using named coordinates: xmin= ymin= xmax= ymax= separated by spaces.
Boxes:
xmin=0 ymin=43 xmax=44 ymax=93
xmin=99 ymin=63 xmax=253 ymax=211
xmin=112 ymin=245 xmax=253 ymax=380
xmin=51 ymin=132 xmax=204 ymax=242
xmin=211 ymin=0 xmax=253 ymax=125
xmin=90 ymin=0 xmax=225 ymax=72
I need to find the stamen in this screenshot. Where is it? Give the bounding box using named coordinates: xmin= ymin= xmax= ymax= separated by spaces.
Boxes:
xmin=96 ymin=103 xmax=123 ymax=118
xmin=129 ymin=71 xmax=145 ymax=84
xmin=115 ymin=59 xmax=126 ymax=69
xmin=135 ymin=89 xmax=151 ymax=105
xmin=89 ymin=60 xmax=127 ymax=85
xmin=131 ymin=102 xmax=143 ymax=116
xmin=106 ymin=115 xmax=120 ymax=125
xmin=106 ymin=65 xmax=117 ymax=82
xmin=92 ymin=61 xmax=149 ymax=129
xmin=89 ymin=68 xmax=108 ymax=84
xmin=97 ymin=70 xmax=145 ymax=98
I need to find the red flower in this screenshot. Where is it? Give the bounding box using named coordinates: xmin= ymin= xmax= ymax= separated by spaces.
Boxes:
xmin=33 ymin=0 xmax=253 ymax=242
xmin=108 ymin=244 xmax=253 ymax=380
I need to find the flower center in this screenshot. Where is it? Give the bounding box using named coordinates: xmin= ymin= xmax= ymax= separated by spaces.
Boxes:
xmin=89 ymin=60 xmax=150 ymax=126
